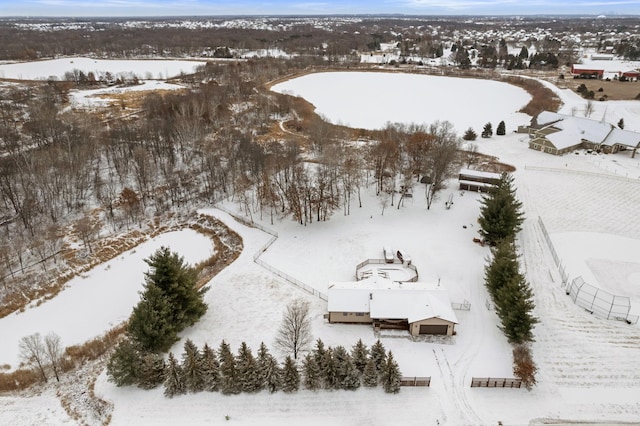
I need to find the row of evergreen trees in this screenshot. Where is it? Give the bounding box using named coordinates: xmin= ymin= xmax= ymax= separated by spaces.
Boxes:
xmin=164 ymin=338 xmax=403 ymax=398
xmin=478 ymin=173 xmax=539 ymax=390
xmin=463 ymin=120 xmax=506 ymax=141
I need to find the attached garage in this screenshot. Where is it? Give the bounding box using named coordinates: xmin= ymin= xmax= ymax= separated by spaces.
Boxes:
xmin=419 ymin=324 xmax=448 ymax=335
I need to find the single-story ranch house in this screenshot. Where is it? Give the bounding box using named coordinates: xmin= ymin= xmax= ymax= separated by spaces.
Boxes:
xmin=528 ymin=111 xmax=640 ymax=156
xmin=327 ymin=276 xmax=458 ymax=336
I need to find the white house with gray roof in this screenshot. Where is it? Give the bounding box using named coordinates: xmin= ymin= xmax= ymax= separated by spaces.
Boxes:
xmin=327 ymin=276 xmax=458 ymax=336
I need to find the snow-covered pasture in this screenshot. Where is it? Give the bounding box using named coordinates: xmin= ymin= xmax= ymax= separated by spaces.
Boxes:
xmin=271 ymin=71 xmax=532 ymax=134
xmin=0 ymin=57 xmax=207 ymax=81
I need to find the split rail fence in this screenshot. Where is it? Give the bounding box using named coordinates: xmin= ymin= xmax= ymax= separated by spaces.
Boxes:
xmin=214 ymin=204 xmax=328 ymax=301
xmin=400 ymin=376 xmax=431 ymax=387
xmin=470 ymin=377 xmax=522 ymax=388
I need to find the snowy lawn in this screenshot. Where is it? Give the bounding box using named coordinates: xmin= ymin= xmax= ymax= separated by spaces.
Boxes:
xmin=0 ymin=229 xmax=214 ymax=370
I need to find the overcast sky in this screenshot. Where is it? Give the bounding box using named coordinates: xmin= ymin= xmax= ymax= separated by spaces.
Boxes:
xmin=0 ymin=0 xmax=638 ymax=17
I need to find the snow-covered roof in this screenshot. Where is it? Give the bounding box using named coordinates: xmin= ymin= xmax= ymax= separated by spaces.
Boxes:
xmin=602 ymin=128 xmax=640 ymax=148
xmin=459 ymin=168 xmax=502 ymax=180
xmin=536 ymin=111 xmax=614 ymax=150
xmin=327 ymin=277 xmax=459 ymax=324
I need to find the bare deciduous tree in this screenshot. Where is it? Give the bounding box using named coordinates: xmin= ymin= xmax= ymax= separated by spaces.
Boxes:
xmin=19 ymin=333 xmax=48 ymax=382
xmin=424 ymin=121 xmax=461 ymax=210
xmin=44 ymin=332 xmax=64 ymax=382
xmin=584 ymin=100 xmax=595 ymax=118
xmin=274 ymin=299 xmax=312 ymax=360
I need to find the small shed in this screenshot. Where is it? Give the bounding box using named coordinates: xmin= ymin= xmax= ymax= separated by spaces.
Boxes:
xmin=458 ymin=169 xmax=502 ymax=192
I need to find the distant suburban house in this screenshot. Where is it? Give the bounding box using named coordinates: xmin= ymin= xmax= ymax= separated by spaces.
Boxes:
xmin=528 ymin=111 xmax=640 ymax=156
xmin=458 ymin=168 xmax=502 ymax=192
xmin=327 ymin=277 xmax=458 ymax=336
xmin=570 ymin=62 xmax=640 ymax=80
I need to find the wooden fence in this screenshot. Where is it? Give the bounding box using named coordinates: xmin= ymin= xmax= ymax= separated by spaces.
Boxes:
xmin=400 ymin=376 xmax=431 ymax=387
xmin=470 ymin=377 xmax=522 ymax=388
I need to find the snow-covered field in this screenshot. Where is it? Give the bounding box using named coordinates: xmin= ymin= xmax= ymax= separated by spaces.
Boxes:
xmin=2 ymin=71 xmax=640 ymax=425
xmin=0 ymin=57 xmax=207 ymax=81
xmin=69 ymin=80 xmax=187 ymax=108
xmin=271 ymin=71 xmax=532 ymax=133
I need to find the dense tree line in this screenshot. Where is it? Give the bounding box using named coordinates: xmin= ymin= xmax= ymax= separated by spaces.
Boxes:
xmin=478 ymin=173 xmax=537 ymax=390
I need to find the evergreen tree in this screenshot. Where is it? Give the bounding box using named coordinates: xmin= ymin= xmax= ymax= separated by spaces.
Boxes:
xmin=340 ymin=356 xmax=361 ymax=391
xmin=362 ymin=358 xmax=378 ymax=387
xmin=518 ymin=45 xmax=529 ymax=60
xmin=380 ymin=351 xmax=402 ymax=394
xmin=481 ymin=122 xmax=493 ymax=138
xmin=618 ymin=118 xmax=625 ymax=129
xmin=496 ymin=120 xmax=506 ymax=136
xmin=218 ymin=341 xmax=240 ymax=395
xmin=281 ymin=356 xmax=300 ymax=393
xmin=127 ymin=247 xmax=208 ymax=353
xmin=484 ymin=239 xmax=521 ymax=301
xmin=463 ymin=127 xmax=477 ymax=141
xmin=478 ymin=172 xmax=525 ymax=246
xmin=237 ymin=342 xmax=260 ymax=393
xmin=322 ymin=348 xmax=339 ymax=389
xmin=263 ymin=353 xmax=282 ymax=393
xmin=201 ymin=343 xmax=220 ymax=392
xmin=107 ymin=338 xmax=142 ymax=387
xmin=164 ymin=352 xmax=186 ymax=398
xmin=302 ymin=353 xmax=322 ymax=390
xmin=127 ymin=283 xmax=176 ymax=353
xmin=351 ymin=339 xmax=369 ymax=374
xmin=182 ymin=339 xmax=205 ymax=393
xmin=370 ymin=340 xmax=387 ymax=374
xmin=313 ymin=339 xmax=327 ymax=373
xmin=495 ymin=273 xmax=538 ymax=344
xmin=332 ymin=345 xmax=350 ymax=381
xmin=144 ymin=247 xmax=208 ymax=332
xmin=137 ymin=351 xmax=166 ymax=390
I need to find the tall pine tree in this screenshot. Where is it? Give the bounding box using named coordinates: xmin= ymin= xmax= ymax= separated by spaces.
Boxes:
xmin=478 ymin=172 xmax=524 ymax=246
xmin=484 ymin=239 xmax=521 ymax=301
xmin=182 ymin=339 xmax=205 ymax=393
xmin=201 ymin=343 xmax=220 ymax=392
xmin=351 ymin=339 xmax=369 ymax=375
xmin=322 ymin=348 xmax=339 ymax=389
xmin=370 ymin=340 xmax=387 ymax=375
xmin=218 ymin=341 xmax=240 ymax=395
xmin=127 ymin=283 xmax=175 ymax=352
xmin=164 ymin=352 xmax=186 ymax=398
xmin=144 ymin=247 xmax=208 ymax=332
xmin=495 ymin=273 xmax=538 ymax=344
xmin=362 ymin=358 xmax=378 ymax=387
xmin=237 ymin=342 xmax=260 ymax=393
xmin=380 ymin=351 xmax=402 ymax=394
xmin=281 ymin=356 xmax=300 ymax=393
xmin=302 ymin=353 xmax=322 ymax=390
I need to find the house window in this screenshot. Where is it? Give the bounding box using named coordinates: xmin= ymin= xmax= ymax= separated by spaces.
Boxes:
xmin=356 ymin=312 xmax=364 ymax=317
xmin=343 ymin=312 xmax=349 ymax=316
